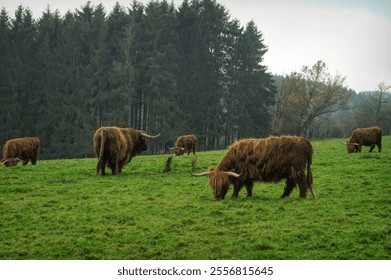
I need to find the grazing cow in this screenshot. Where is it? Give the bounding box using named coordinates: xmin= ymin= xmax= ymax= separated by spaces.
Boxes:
xmin=170 ymin=134 xmax=197 ymax=156
xmin=93 ymin=126 xmax=160 ymax=175
xmin=346 ymin=126 xmax=382 ymax=153
xmin=1 ymin=137 xmax=40 ymax=167
xmin=191 ymin=136 xmax=315 ymax=200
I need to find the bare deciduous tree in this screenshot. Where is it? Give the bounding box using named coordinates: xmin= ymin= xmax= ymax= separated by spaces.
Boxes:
xmin=270 ymin=60 xmax=351 ymax=136
xmin=353 ymin=82 xmax=391 ymax=133
xmin=372 ymin=81 xmax=391 ymax=125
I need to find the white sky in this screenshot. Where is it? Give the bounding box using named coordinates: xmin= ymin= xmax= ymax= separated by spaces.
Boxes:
xmin=1 ymin=0 xmax=390 ymax=92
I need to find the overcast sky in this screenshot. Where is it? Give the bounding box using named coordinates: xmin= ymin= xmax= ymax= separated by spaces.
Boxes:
xmin=1 ymin=0 xmax=390 ymax=92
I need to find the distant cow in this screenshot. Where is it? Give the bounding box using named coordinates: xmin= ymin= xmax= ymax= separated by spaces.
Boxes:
xmin=1 ymin=137 xmax=40 ymax=167
xmin=170 ymin=134 xmax=197 ymax=156
xmin=346 ymin=126 xmax=382 ymax=153
xmin=93 ymin=126 xmax=160 ymax=175
xmin=191 ymin=136 xmax=315 ymax=200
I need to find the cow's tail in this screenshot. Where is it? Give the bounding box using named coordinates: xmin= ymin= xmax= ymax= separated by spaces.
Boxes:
xmin=307 ymin=143 xmax=316 ymax=199
xmin=97 ymin=130 xmax=106 ymax=175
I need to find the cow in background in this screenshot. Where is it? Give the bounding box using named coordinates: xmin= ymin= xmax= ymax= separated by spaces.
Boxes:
xmin=2 ymin=137 xmax=40 ymax=167
xmin=93 ymin=126 xmax=160 ymax=175
xmin=170 ymin=134 xmax=197 ymax=156
xmin=346 ymin=126 xmax=382 ymax=153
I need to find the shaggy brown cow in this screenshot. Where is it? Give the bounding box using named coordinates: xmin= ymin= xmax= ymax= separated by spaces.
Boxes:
xmin=1 ymin=137 xmax=40 ymax=167
xmin=170 ymin=134 xmax=197 ymax=156
xmin=346 ymin=126 xmax=382 ymax=153
xmin=191 ymin=136 xmax=315 ymax=200
xmin=93 ymin=126 xmax=160 ymax=175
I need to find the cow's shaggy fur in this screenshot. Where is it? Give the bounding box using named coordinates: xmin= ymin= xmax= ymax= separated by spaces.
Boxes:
xmin=93 ymin=126 xmax=159 ymax=175
xmin=2 ymin=137 xmax=40 ymax=167
xmin=193 ymin=136 xmax=315 ymax=200
xmin=346 ymin=126 xmax=382 ymax=153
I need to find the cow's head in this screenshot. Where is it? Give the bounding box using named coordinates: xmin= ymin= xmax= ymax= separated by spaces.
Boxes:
xmin=133 ymin=131 xmax=160 ymax=154
xmin=2 ymin=158 xmax=23 ymax=167
xmin=169 ymin=147 xmax=185 ymax=156
xmin=191 ymin=168 xmax=240 ymax=200
xmin=346 ymin=141 xmax=360 ymax=153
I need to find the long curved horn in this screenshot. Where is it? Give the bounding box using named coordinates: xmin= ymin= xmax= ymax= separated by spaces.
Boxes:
xmin=223 ymin=171 xmax=241 ymax=177
xmin=190 ymin=171 xmax=212 ymax=176
xmin=2 ymin=159 xmax=15 ymax=165
xmin=190 ymin=171 xmax=241 ymax=177
xmin=342 ymin=142 xmax=359 ymax=146
xmin=141 ymin=132 xmax=161 ymax=138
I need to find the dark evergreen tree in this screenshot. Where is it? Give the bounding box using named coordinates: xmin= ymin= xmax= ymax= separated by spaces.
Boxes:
xmin=6 ymin=6 xmax=37 ymax=138
xmin=48 ymin=9 xmax=85 ymax=158
xmin=34 ymin=7 xmax=63 ymax=157
xmin=105 ymin=2 xmax=132 ymax=127
xmin=234 ymin=20 xmax=275 ymax=138
xmin=0 ymin=8 xmax=12 ymax=142
xmin=177 ymin=0 xmax=232 ymax=150
xmin=143 ymin=0 xmax=181 ymax=152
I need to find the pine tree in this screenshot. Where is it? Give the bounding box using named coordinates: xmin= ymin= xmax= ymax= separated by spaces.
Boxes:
xmin=34 ymin=7 xmax=63 ymax=157
xmin=143 ymin=0 xmax=181 ymax=152
xmin=234 ymin=20 xmax=275 ymax=138
xmin=0 ymin=8 xmax=11 ymax=142
xmin=105 ymin=2 xmax=132 ymax=127
xmin=6 ymin=6 xmax=37 ymax=138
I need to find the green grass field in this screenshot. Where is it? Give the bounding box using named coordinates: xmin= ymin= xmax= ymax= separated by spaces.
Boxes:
xmin=1 ymin=137 xmax=390 ymax=260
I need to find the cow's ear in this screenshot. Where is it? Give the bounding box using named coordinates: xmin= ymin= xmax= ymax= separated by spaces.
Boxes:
xmin=208 ymin=167 xmax=216 ymax=172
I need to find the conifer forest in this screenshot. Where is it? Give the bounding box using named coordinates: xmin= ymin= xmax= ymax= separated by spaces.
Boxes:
xmin=0 ymin=0 xmax=390 ymax=159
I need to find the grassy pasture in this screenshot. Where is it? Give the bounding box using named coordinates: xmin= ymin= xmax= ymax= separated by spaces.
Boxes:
xmin=0 ymin=137 xmax=390 ymax=260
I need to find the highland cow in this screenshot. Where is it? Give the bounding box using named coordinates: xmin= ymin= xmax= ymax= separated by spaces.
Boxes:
xmin=191 ymin=136 xmax=315 ymax=200
xmin=93 ymin=126 xmax=160 ymax=175
xmin=170 ymin=134 xmax=197 ymax=156
xmin=2 ymin=137 xmax=40 ymax=167
xmin=346 ymin=126 xmax=382 ymax=153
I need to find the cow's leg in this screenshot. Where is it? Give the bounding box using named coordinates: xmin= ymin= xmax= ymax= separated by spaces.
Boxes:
xmin=378 ymin=142 xmax=382 ymax=152
xmin=31 ymin=157 xmax=37 ymax=165
xmin=231 ymin=180 xmax=243 ymax=199
xmin=108 ymin=162 xmax=116 ymax=175
xmin=97 ymin=160 xmax=106 ymax=176
xmin=118 ymin=162 xmax=125 ymax=174
xmin=281 ymin=178 xmax=295 ymax=198
xmin=245 ymin=180 xmax=254 ymax=197
xmin=112 ymin=162 xmax=120 ymax=175
xmin=369 ymin=144 xmax=375 ymax=152
xmin=298 ymin=178 xmax=307 ymax=198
